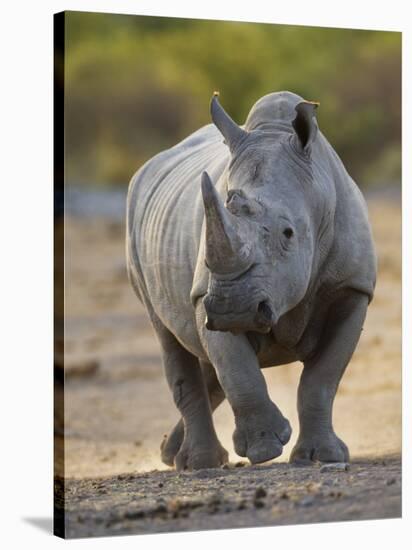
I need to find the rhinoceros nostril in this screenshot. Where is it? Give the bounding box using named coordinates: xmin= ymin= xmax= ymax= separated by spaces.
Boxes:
xmin=205 ymin=315 xmax=215 ymax=330
xmin=257 ymin=301 xmax=273 ymax=323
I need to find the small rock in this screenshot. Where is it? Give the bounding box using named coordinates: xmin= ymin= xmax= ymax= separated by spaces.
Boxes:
xmin=255 ymin=487 xmax=267 ymax=499
xmin=168 ymin=499 xmax=182 ymax=513
xmin=158 ymin=482 xmax=164 ymax=488
xmin=208 ymin=493 xmax=222 ymax=506
xmin=125 ymin=509 xmax=145 ymax=520
xmin=154 ymin=503 xmax=167 ymax=515
xmin=386 ymin=477 xmax=396 ymax=486
xmin=254 ymin=499 xmax=265 ymax=509
xmin=320 ymin=462 xmax=350 ymax=473
xmin=328 ymin=490 xmax=343 ymax=498
xmin=299 ymin=496 xmax=315 ymax=507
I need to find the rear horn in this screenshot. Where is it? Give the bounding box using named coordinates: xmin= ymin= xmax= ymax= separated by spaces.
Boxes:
xmin=210 ymin=92 xmax=248 ymax=152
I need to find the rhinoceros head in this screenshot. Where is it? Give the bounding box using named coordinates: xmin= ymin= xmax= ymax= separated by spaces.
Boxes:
xmin=202 ymin=93 xmax=321 ymax=334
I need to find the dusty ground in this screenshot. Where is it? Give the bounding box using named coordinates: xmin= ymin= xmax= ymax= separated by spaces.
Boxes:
xmin=56 ymin=191 xmax=401 ymax=537
xmin=59 ymin=458 xmax=401 ymax=538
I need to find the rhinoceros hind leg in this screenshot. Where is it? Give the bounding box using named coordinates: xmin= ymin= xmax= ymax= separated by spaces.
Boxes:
xmin=160 ymin=421 xmax=184 ymax=467
xmin=150 ymin=311 xmax=227 ymax=470
xmin=160 ymin=361 xmax=226 ymax=467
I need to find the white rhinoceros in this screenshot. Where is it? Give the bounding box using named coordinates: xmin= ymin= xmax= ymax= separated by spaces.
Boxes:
xmin=126 ymin=91 xmax=377 ymax=470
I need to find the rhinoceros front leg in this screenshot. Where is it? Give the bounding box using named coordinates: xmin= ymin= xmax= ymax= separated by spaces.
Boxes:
xmin=290 ymin=291 xmax=369 ymax=464
xmin=196 ymin=306 xmax=292 ymax=464
xmin=160 ymin=360 xmax=226 ymax=467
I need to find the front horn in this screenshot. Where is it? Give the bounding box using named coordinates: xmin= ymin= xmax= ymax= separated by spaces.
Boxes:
xmin=201 ymin=171 xmax=253 ymax=275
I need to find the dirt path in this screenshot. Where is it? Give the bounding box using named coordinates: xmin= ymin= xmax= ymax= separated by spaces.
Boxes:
xmin=59 ymin=457 xmax=401 ymax=538
xmin=57 ymin=193 xmax=402 ymax=537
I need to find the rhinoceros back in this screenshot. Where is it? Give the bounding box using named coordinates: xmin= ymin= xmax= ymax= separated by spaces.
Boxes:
xmin=126 ymin=124 xmax=229 ymax=347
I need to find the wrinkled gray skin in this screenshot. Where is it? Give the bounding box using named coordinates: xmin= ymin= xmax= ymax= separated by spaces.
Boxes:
xmin=126 ymin=91 xmax=377 ymax=470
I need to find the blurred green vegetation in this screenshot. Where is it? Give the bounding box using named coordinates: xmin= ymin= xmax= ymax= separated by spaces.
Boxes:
xmin=65 ymin=12 xmax=401 ymax=188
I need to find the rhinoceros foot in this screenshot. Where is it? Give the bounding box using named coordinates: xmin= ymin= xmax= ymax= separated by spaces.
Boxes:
xmin=174 ymin=438 xmax=229 ymax=471
xmin=160 ymin=421 xmax=184 ymax=467
xmin=290 ymin=431 xmax=349 ymax=465
xmin=233 ymin=406 xmax=292 ymax=465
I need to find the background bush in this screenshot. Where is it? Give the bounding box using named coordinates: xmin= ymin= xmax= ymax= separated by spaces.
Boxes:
xmin=64 ymin=12 xmax=401 ymax=188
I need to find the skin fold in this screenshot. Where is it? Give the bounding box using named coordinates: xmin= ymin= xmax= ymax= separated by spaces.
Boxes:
xmin=126 ymin=91 xmax=377 ymax=470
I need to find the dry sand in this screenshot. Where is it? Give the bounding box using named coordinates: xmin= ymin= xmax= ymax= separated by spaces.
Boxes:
xmin=56 ymin=193 xmax=401 ymax=537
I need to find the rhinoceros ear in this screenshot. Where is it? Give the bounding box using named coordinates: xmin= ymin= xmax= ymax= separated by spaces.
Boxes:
xmin=210 ymin=92 xmax=248 ymax=153
xmin=292 ymin=101 xmax=319 ymax=155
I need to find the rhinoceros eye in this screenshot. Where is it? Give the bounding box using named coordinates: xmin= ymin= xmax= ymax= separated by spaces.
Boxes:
xmin=283 ymin=227 xmax=294 ymax=239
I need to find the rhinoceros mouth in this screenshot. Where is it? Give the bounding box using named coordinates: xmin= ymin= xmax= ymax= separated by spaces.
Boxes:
xmin=203 ymin=296 xmax=274 ymax=334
